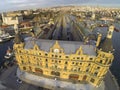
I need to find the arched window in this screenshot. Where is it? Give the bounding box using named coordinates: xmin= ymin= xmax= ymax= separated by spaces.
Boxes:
xmin=69 ymin=74 xmax=79 ymax=80
xmin=51 ymin=71 xmax=60 ymax=76
xmin=35 ymin=68 xmax=43 ymax=74
xmin=83 ymin=75 xmax=87 ymax=81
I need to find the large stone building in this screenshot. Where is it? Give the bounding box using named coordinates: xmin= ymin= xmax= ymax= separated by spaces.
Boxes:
xmin=2 ymin=12 xmax=23 ymax=25
xmin=14 ymin=25 xmax=114 ymax=87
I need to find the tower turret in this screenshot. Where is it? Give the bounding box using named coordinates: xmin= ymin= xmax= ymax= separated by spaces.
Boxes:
xmin=99 ymin=25 xmax=114 ymax=53
xmin=96 ymin=33 xmax=102 ymax=47
xmin=107 ymin=25 xmax=114 ymax=39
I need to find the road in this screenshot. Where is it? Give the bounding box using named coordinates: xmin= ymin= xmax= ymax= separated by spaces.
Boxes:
xmin=0 ymin=65 xmax=44 ymax=90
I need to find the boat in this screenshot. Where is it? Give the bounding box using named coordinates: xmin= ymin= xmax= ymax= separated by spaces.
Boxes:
xmin=4 ymin=47 xmax=14 ymax=59
xmin=0 ymin=30 xmax=14 ymax=43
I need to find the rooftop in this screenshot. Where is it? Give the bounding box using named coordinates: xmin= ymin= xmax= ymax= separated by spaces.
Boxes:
xmin=24 ymin=37 xmax=96 ymax=56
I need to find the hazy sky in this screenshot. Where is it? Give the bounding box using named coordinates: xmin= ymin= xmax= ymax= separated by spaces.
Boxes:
xmin=0 ymin=0 xmax=120 ymax=12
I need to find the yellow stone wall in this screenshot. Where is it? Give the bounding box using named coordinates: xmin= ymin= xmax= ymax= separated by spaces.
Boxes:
xmin=14 ymin=41 xmax=114 ymax=87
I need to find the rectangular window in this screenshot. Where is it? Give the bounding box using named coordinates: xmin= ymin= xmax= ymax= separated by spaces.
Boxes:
xmin=52 ymin=60 xmax=54 ymax=62
xmin=72 ymin=62 xmax=74 ymax=64
xmin=81 ymin=57 xmax=83 ymax=60
xmin=86 ymin=69 xmax=89 ymax=72
xmin=80 ymin=63 xmax=82 ymax=65
xmin=77 ymin=57 xmax=80 ymax=59
xmin=94 ymin=72 xmax=98 ymax=76
xmin=52 ymin=55 xmax=54 ymax=57
xmin=55 ymin=55 xmax=58 ymax=57
xmin=21 ymin=61 xmax=24 ymax=64
xmin=65 ymin=61 xmax=68 ymax=64
xmin=76 ymin=63 xmax=78 ymax=65
xmin=97 ymin=67 xmax=100 ymax=69
xmin=89 ymin=58 xmax=93 ymax=60
xmin=66 ymin=56 xmax=69 ymax=58
xmin=90 ymin=78 xmax=95 ymax=83
xmin=88 ymin=64 xmax=91 ymax=66
xmin=45 ymin=53 xmax=48 ymax=56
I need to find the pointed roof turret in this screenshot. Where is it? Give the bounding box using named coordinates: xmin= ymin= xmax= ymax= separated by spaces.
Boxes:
xmin=99 ymin=25 xmax=114 ymax=52
xmin=14 ymin=31 xmax=24 ymax=44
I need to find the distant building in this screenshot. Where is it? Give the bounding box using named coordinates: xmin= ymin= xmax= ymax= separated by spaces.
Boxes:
xmin=2 ymin=12 xmax=23 ymax=25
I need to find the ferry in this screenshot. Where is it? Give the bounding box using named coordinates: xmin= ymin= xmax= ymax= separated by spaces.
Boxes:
xmin=0 ymin=30 xmax=14 ymax=43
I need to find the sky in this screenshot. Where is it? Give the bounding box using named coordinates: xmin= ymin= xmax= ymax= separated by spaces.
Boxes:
xmin=0 ymin=0 xmax=120 ymax=12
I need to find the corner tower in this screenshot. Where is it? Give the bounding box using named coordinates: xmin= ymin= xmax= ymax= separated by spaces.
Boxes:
xmin=95 ymin=25 xmax=114 ymax=86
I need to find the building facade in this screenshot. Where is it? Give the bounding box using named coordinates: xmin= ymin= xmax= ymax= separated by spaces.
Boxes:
xmin=14 ymin=25 xmax=114 ymax=87
xmin=2 ymin=13 xmax=23 ymax=25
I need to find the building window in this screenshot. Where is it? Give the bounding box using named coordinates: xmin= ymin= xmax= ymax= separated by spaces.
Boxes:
xmin=55 ymin=65 xmax=57 ymax=69
xmin=100 ymin=60 xmax=102 ymax=63
xmin=51 ymin=71 xmax=60 ymax=76
xmin=80 ymin=63 xmax=82 ymax=65
xmin=19 ymin=50 xmax=21 ymax=53
xmin=94 ymin=72 xmax=98 ymax=76
xmin=55 ymin=60 xmax=57 ymax=63
xmin=72 ymin=62 xmax=74 ymax=64
xmin=86 ymin=69 xmax=89 ymax=72
xmin=29 ymin=66 xmax=32 ymax=71
xmin=23 ymin=67 xmax=26 ymax=70
xmin=83 ymin=75 xmax=87 ymax=81
xmin=21 ymin=61 xmax=24 ymax=64
xmin=65 ymin=61 xmax=68 ymax=64
xmin=52 ymin=55 xmax=54 ymax=57
xmin=81 ymin=57 xmax=83 ymax=60
xmin=88 ymin=64 xmax=91 ymax=66
xmin=102 ymin=54 xmax=105 ymax=57
xmin=20 ymin=56 xmax=23 ymax=59
xmin=76 ymin=63 xmax=78 ymax=65
xmin=52 ymin=60 xmax=54 ymax=62
xmin=66 ymin=56 xmax=69 ymax=58
xmin=97 ymin=67 xmax=100 ymax=69
xmin=46 ymin=64 xmax=48 ymax=68
xmin=90 ymin=58 xmax=93 ymax=60
xmin=45 ymin=53 xmax=48 ymax=56
xmin=46 ymin=59 xmax=48 ymax=62
xmin=35 ymin=68 xmax=43 ymax=74
xmin=77 ymin=57 xmax=80 ymax=59
xmin=55 ymin=55 xmax=58 ymax=58
xmin=59 ymin=56 xmax=61 ymax=58
xmin=69 ymin=74 xmax=79 ymax=80
xmin=90 ymin=78 xmax=95 ymax=83
xmin=108 ymin=60 xmax=111 ymax=64
xmin=78 ymin=68 xmax=80 ymax=71
xmin=64 ymin=66 xmax=67 ymax=70
xmin=37 ymin=62 xmax=39 ymax=65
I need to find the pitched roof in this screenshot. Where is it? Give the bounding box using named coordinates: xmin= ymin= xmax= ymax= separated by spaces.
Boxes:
xmin=24 ymin=37 xmax=96 ymax=56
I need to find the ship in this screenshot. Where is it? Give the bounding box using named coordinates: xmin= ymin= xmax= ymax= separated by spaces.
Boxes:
xmin=14 ymin=13 xmax=119 ymax=90
xmin=0 ymin=30 xmax=14 ymax=43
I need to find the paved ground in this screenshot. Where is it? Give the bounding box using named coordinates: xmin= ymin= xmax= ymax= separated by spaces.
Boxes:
xmin=0 ymin=65 xmax=44 ymax=90
xmin=17 ymin=68 xmax=105 ymax=90
xmin=17 ymin=67 xmax=119 ymax=90
xmin=0 ymin=64 xmax=119 ymax=90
